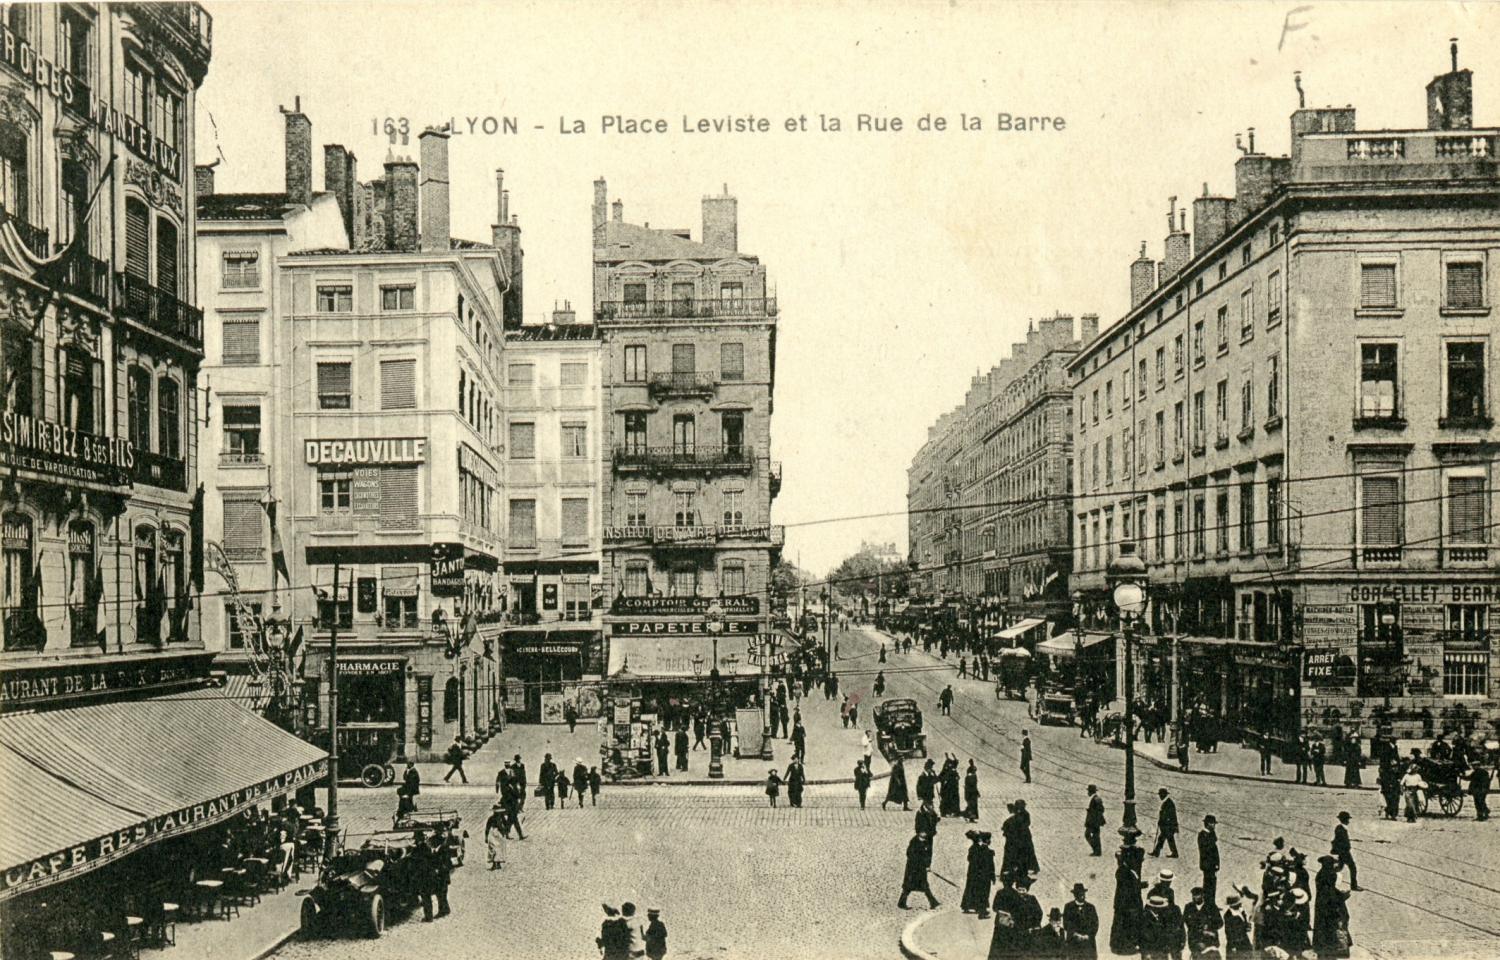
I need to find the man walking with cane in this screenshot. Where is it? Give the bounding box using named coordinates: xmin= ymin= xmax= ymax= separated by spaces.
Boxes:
xmin=1152 ymin=788 xmax=1179 ymax=858
xmin=899 ymin=830 xmax=940 ymax=910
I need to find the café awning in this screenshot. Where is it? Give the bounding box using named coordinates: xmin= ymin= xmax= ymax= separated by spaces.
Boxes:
xmin=0 ymin=689 xmax=327 ymax=902
xmin=995 ymin=618 xmax=1046 ymax=640
xmin=606 ymin=635 xmax=763 ymax=679
xmin=1037 ymin=632 xmax=1114 ymax=659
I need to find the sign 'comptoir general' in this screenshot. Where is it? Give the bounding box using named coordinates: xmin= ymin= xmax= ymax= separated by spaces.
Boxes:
xmin=304 ymin=438 xmax=427 ymax=465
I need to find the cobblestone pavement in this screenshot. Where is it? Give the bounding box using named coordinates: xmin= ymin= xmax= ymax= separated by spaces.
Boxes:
xmin=273 ymin=626 xmax=1500 ymax=960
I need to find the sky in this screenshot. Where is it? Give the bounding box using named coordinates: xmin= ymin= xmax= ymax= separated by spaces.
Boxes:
xmin=195 ymin=0 xmax=1499 ymax=576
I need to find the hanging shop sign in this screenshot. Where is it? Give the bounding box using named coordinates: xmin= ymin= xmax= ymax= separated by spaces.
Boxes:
xmin=0 ymin=653 xmax=211 ymax=713
xmin=304 ymin=438 xmax=426 ymax=466
xmin=610 ymin=620 xmax=758 ymax=637
xmin=430 ymin=543 xmax=466 ymax=597
xmin=0 ymin=412 xmax=135 ymax=488
xmin=610 ymin=596 xmax=759 ymax=616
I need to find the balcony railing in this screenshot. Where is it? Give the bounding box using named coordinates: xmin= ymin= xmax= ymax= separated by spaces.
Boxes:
xmin=596 ymin=297 xmax=778 ymax=323
xmin=648 ymin=372 xmax=717 ymax=398
xmin=612 ymin=445 xmax=754 ymax=473
xmin=0 ymin=205 xmax=50 ymax=260
xmin=115 ymin=272 xmax=203 ymax=347
xmin=1361 ymin=545 xmax=1402 ymax=564
xmin=135 ymin=450 xmax=187 ymax=491
xmin=59 ymin=251 xmax=111 ymax=306
xmin=1445 ymin=546 xmax=1489 ymax=565
xmin=220 ymin=451 xmax=264 ymax=466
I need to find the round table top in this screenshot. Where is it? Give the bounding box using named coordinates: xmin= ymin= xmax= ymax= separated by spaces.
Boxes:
xmin=195 ymin=879 xmax=224 ymax=889
xmin=125 ymin=916 xmax=144 ymax=926
xmin=49 ymin=952 xmax=76 ymax=960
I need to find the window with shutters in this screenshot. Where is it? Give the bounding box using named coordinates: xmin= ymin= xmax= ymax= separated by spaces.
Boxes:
xmin=1215 ymin=307 xmax=1228 ymax=351
xmin=0 ymin=125 xmax=29 ymax=225
xmin=1138 ymin=358 xmax=1148 ymax=399
xmin=128 ymin=367 xmax=152 ymax=452
xmin=155 ymin=218 xmax=179 ymax=296
xmin=1215 ymin=379 xmax=1228 ymax=442
xmin=2 ymin=331 xmax=40 ymax=418
xmin=223 ymin=405 xmax=261 ymax=460
xmin=1192 ymin=322 xmax=1204 ymax=365
xmin=157 ymin=378 xmax=180 ymax=460
xmin=1191 ymin=391 xmax=1205 ymax=451
xmin=1192 ymin=495 xmax=1206 ymax=556
xmin=671 ymin=343 xmax=696 ymax=374
xmin=1444 ymin=261 xmax=1484 ymax=310
xmin=222 ymin=498 xmax=264 ymax=560
xmin=1443 ymin=341 xmax=1487 ymax=424
xmin=1358 ymin=464 xmax=1403 ymax=551
xmin=1239 ymin=289 xmax=1254 ymax=341
xmin=508 ymin=498 xmax=536 ymax=548
xmin=1359 ymin=263 xmax=1398 ymax=309
xmin=561 ymin=497 xmax=589 ymax=546
xmin=1266 ymin=477 xmax=1282 ymax=548
xmin=1267 ymin=354 xmax=1281 ymax=419
xmin=316 ymin=284 xmax=353 ymax=313
xmin=316 ymin=362 xmax=351 ymax=409
xmin=1154 ymin=347 xmax=1165 ymax=389
xmin=721 ymin=342 xmax=745 ymax=381
xmin=560 ymin=362 xmax=587 ymax=387
xmin=380 ymin=359 xmax=416 ymax=410
xmin=1239 ymin=480 xmax=1255 ymax=552
xmin=379 ymin=467 xmax=419 ymax=530
xmin=1445 ymin=471 xmax=1488 ymax=545
xmin=509 ymin=422 xmax=535 ymax=459
xmin=1154 ymin=411 xmax=1165 ymax=468
xmin=721 ymin=561 xmax=747 ymax=597
xmin=1215 ymin=490 xmax=1230 ymax=555
xmin=124 ymin=197 xmax=149 ymax=280
xmin=221 ymin=316 xmax=260 ymax=364
xmin=60 ymin=160 xmax=90 ymax=250
xmin=1358 ymin=343 xmax=1399 ymax=420
xmin=379 ymin=285 xmax=415 ymax=311
xmin=623 ymin=345 xmax=646 ymax=383
xmin=507 ymin=363 xmax=533 ymax=386
xmin=1240 ymin=377 xmax=1253 ymax=433
xmin=222 ymin=251 xmax=260 ymax=290
xmin=561 ymin=423 xmax=587 ymax=458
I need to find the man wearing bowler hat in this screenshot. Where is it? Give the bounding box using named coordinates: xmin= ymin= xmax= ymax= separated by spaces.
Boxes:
xmin=1331 ymin=811 xmax=1360 ymax=890
xmin=1198 ymin=814 xmax=1221 ymax=906
xmin=1063 ymin=882 xmax=1099 ymax=958
xmin=1152 ymin=787 xmax=1179 ymax=858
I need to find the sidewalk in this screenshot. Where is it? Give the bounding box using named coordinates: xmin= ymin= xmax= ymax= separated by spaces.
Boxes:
xmin=139 ymin=878 xmax=305 ymax=960
xmin=1131 ymin=739 xmax=1377 ymax=792
xmin=410 ymin=686 xmax=890 ymax=789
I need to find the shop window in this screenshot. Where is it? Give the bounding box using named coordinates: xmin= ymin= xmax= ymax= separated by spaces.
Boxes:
xmin=2 ymin=513 xmax=37 ymax=651
xmin=623 ymin=561 xmax=649 ymax=597
xmin=157 ymin=377 xmax=180 ymax=460
xmin=222 ymin=315 xmax=260 ymax=364
xmin=127 ymin=366 xmax=152 ymax=452
xmin=380 ymin=284 xmax=415 ymax=311
xmin=416 ymin=677 xmax=433 ymax=747
xmin=509 ymin=498 xmax=537 ymax=548
xmin=562 ymin=423 xmax=587 ymax=459
xmin=222 ymin=250 xmax=260 ymax=289
xmin=1360 ymin=263 xmax=1397 ymax=309
xmin=223 ymin=405 xmax=261 ymax=460
xmin=721 ymin=342 xmax=744 ymax=381
xmin=316 ymin=361 xmax=351 ymax=409
xmin=316 ymin=284 xmax=353 ymax=313
xmin=561 ymin=497 xmax=589 ymax=547
xmin=721 ymin=561 xmax=747 ymax=597
xmin=443 ymin=677 xmax=460 ymax=723
xmin=1445 ymin=261 xmax=1484 ymax=310
xmin=226 ymin=601 xmax=263 ymax=650
xmin=623 ymin=345 xmax=646 ymax=383
xmin=1443 ymin=652 xmax=1488 ymax=697
xmin=380 ymin=358 xmax=416 ymax=410
xmin=1443 ymin=342 xmax=1486 ymax=423
xmin=509 ymin=421 xmax=535 ymax=459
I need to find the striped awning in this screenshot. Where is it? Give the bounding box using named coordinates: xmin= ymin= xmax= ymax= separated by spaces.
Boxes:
xmin=0 ymin=689 xmax=327 ymax=902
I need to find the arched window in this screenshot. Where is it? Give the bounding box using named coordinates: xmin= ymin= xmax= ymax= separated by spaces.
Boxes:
xmin=0 ymin=124 xmax=28 ymax=225
xmin=157 ymin=377 xmax=180 ymax=459
xmin=2 ymin=513 xmax=37 ymax=650
xmin=68 ymin=520 xmax=97 ymax=647
xmin=443 ymin=676 xmax=460 ymax=723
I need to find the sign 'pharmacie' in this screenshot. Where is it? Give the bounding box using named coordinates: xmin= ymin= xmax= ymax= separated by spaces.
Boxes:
xmin=304 ymin=437 xmax=427 ymax=466
xmin=0 ymin=411 xmax=135 ymax=487
xmin=0 ymin=22 xmax=182 ymax=179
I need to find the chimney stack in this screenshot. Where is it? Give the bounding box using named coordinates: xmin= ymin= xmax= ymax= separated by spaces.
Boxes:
xmin=552 ymin=300 xmax=577 ymax=326
xmin=1162 ymin=201 xmax=1191 ymax=278
xmin=281 ymin=96 xmax=312 ymax=207
xmin=611 ymin=199 xmax=623 ymax=222
xmin=418 ymin=127 xmax=450 ymax=252
xmin=323 ymin=145 xmax=356 ymax=244
xmin=495 ymin=169 xmax=506 ymax=222
xmin=1192 ymin=184 xmax=1234 ymax=255
xmin=702 ymin=184 xmax=738 ymax=252
xmin=194 ymin=162 xmax=216 ymax=198
xmin=492 ymin=173 xmax=523 ymax=329
xmin=592 ymin=177 xmax=608 ymax=236
xmin=1130 ymin=242 xmax=1156 ymax=308
xmin=384 ymin=154 xmax=419 ymax=252
xmin=1426 ymin=38 xmax=1472 ymax=130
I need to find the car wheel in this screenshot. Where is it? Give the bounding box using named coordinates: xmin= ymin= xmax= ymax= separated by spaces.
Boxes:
xmin=360 ymin=764 xmax=386 ymax=789
xmin=300 ymin=898 xmax=319 ymax=936
xmin=366 ymin=893 xmax=385 ymax=938
xmin=383 ymin=764 xmax=396 ymax=786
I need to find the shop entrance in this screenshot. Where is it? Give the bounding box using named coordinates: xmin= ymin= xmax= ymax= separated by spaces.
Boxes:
xmin=332 ymin=661 xmax=406 ymax=784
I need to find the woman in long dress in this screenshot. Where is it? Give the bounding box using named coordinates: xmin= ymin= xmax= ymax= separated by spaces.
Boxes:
xmin=960 ymin=831 xmax=996 ymax=915
xmin=1312 ymin=856 xmax=1351 ymax=958
xmin=884 ymin=757 xmax=910 ymax=811
xmin=940 ymin=756 xmax=962 ymax=817
xmin=963 ymin=760 xmax=981 ymax=822
xmin=1110 ymin=831 xmax=1145 ymax=954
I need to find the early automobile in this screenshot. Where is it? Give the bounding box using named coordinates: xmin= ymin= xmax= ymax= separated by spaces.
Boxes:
xmin=874 ymin=697 xmax=927 ymax=759
xmin=310 ymin=722 xmax=403 ymax=788
xmin=299 ymin=834 xmax=427 ymax=938
xmin=1039 ymin=692 xmax=1076 ymax=727
xmin=392 ymin=810 xmax=467 ymax=867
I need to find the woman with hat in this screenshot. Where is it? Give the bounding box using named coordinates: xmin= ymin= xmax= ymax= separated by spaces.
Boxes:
xmin=1110 ymin=826 xmax=1147 ymax=954
xmin=884 ymin=756 xmax=911 ymax=812
xmin=1221 ymin=889 xmax=1253 ymax=956
xmin=961 ymin=830 xmax=997 ymax=916
xmin=765 ymin=768 xmax=782 ymax=807
xmin=963 ymin=759 xmax=982 ymax=822
xmin=1313 ymin=853 xmax=1352 ymax=958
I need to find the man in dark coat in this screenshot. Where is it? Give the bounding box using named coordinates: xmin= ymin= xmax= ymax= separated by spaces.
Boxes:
xmin=961 ymin=830 xmax=997 ymax=916
xmin=988 ymin=875 xmax=1043 ymax=958
xmin=1138 ymin=894 xmax=1183 ymax=960
xmin=1063 ymin=883 xmax=1099 ymax=958
xmin=964 ymin=759 xmax=982 ymax=822
xmin=1378 ymin=758 xmax=1401 ymax=820
xmin=899 ymin=831 xmax=939 ymax=909
xmin=1084 ymin=785 xmax=1105 ymax=856
xmin=1110 ymin=827 xmax=1146 ymax=954
xmin=1311 ymin=736 xmax=1327 ymax=785
xmin=572 ymin=760 xmax=590 ymax=809
xmin=1197 ymin=814 xmax=1220 ymax=906
xmin=940 ymin=756 xmax=961 ymax=817
xmin=791 ymin=720 xmax=807 ymax=761
xmin=403 ymin=761 xmax=421 ymax=803
xmin=1221 ymin=891 xmax=1253 ymax=956
xmin=442 ymin=737 xmax=468 ymax=783
xmin=785 ymin=759 xmax=806 ymax=807
xmin=1035 ymin=908 xmax=1067 ymax=958
xmin=1020 ymin=731 xmax=1033 ymax=783
xmin=674 ymin=726 xmax=689 ymax=771
xmin=915 ymin=799 xmax=940 ymax=838
xmin=539 ymin=753 xmax=558 ymax=810
xmin=512 ymin=755 xmax=528 ymax=811
xmin=1000 ymin=800 xmax=1040 ymax=883
xmin=1468 ymin=763 xmax=1491 ymax=821
xmin=655 ymin=729 xmax=670 ymax=776
xmin=916 ymin=759 xmax=938 ymax=807
xmin=854 ymin=759 xmax=873 ymax=809
xmin=693 ymin=710 xmax=707 ymax=750
xmin=1152 ymin=788 xmax=1179 ymax=857
xmin=1331 ymin=811 xmax=1360 ymax=889
xmin=939 ymin=685 xmax=954 ymax=716
xmin=1183 ymin=886 xmax=1221 ymax=957
xmin=884 ymin=757 xmax=910 ymax=811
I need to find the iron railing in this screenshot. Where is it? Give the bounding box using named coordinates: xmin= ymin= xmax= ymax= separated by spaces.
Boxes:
xmin=135 ymin=450 xmax=187 ymax=491
xmin=0 ymin=205 xmax=50 ymax=260
xmin=648 ymin=372 xmax=717 ymax=397
xmin=115 ymin=272 xmax=203 ymax=346
xmin=59 ymin=251 xmax=111 ymax=306
xmin=596 ymin=297 xmax=777 ymax=322
xmin=612 ymin=445 xmax=754 ymax=472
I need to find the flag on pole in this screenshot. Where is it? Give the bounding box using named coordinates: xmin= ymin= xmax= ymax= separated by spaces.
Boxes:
xmin=264 ymin=499 xmax=291 ymax=591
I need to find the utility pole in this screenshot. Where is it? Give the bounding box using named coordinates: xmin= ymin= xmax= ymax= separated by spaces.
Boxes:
xmin=323 ymin=561 xmax=342 ymax=859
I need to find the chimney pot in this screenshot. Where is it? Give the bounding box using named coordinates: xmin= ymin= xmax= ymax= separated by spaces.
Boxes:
xmin=611 ymin=199 xmax=623 ymax=222
xmin=281 ymin=99 xmax=312 ymax=207
xmin=194 ymin=162 xmax=216 ymax=198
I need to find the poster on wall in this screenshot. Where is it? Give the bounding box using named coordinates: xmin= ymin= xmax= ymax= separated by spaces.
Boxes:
xmin=540 ymin=692 xmax=566 ymax=724
xmin=573 ymin=683 xmax=603 ymax=720
xmin=505 ymin=678 xmax=525 ymax=712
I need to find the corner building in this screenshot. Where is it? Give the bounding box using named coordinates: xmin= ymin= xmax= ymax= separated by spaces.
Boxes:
xmin=593 ymin=180 xmax=783 ymax=709
xmin=1069 ymin=50 xmax=1499 ymax=744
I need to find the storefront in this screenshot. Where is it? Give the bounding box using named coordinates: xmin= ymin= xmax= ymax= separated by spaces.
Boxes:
xmin=502 ymin=626 xmax=604 ymax=723
xmin=0 ymin=653 xmax=327 ymax=954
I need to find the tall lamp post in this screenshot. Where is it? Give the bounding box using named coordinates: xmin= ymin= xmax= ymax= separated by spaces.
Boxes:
xmin=1107 ymin=543 xmax=1148 ymax=832
xmin=706 ymin=601 xmax=726 ymax=779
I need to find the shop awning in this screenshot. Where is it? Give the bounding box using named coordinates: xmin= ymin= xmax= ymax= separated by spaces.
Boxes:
xmin=0 ymin=689 xmax=328 ymax=902
xmin=606 ymin=636 xmax=763 ymax=679
xmin=1037 ymin=632 xmax=1114 ymax=659
xmin=996 ymin=618 xmax=1046 ymax=640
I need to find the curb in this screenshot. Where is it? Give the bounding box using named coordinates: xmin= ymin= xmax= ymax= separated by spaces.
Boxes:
xmin=247 ymin=924 xmax=302 ymax=960
xmin=898 ymin=907 xmax=944 ymax=960
xmin=1131 ymin=746 xmax=1377 ymax=792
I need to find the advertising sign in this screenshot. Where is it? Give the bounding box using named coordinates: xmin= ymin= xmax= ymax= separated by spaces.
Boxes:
xmin=304 ymin=438 xmax=426 ymax=465
xmin=430 ymin=543 xmax=465 ymax=597
xmin=1302 ymin=650 xmax=1357 ymax=691
xmin=0 ymin=653 xmax=211 ymax=713
xmin=610 ymin=595 xmax=759 ymax=616
xmin=610 ymin=619 xmax=758 ymax=636
xmin=0 ymin=412 xmax=135 ymax=488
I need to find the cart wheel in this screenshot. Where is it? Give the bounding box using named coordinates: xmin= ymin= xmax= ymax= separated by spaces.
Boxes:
xmin=383 ymin=764 xmax=396 ymax=786
xmin=360 ymin=764 xmax=386 ymax=789
xmin=300 ymin=898 xmax=320 ymax=936
xmin=365 ymin=893 xmax=385 ymax=938
xmin=1440 ymin=792 xmax=1464 ymax=817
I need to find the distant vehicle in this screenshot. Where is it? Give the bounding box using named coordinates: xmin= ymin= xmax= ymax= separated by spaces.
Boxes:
xmin=312 ymin=723 xmax=402 ymax=788
xmin=391 ymin=810 xmax=467 ymax=867
xmin=1039 ymin=692 xmax=1076 ymax=727
xmin=874 ymin=697 xmax=927 ymax=759
xmin=994 ymin=648 xmax=1032 ymax=699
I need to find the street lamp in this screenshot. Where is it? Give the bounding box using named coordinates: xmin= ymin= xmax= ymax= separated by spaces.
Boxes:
xmin=706 ymin=602 xmax=726 ymax=779
xmin=1108 ymin=542 xmax=1148 ymax=833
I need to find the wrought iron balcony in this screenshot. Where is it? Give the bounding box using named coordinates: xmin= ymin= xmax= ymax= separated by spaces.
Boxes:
xmin=59 ymin=251 xmax=111 ymax=306
xmin=612 ymin=445 xmax=754 ymax=474
xmin=648 ymin=372 xmax=717 ymax=398
xmin=115 ymin=272 xmax=203 ymax=348
xmin=0 ymin=205 xmax=50 ymax=260
xmin=595 ymin=297 xmax=778 ymax=323
xmin=135 ymin=450 xmax=187 ymax=492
